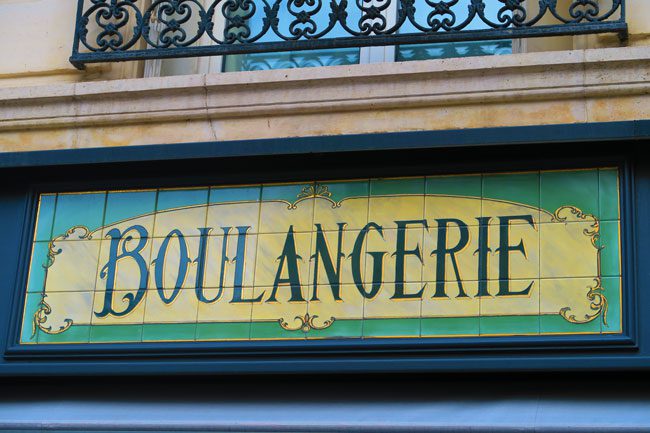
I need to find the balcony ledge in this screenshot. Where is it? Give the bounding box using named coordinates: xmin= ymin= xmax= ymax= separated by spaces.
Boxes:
xmin=1 ymin=46 xmax=649 ymax=152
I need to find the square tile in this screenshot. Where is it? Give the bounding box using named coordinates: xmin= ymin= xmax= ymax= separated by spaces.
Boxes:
xmin=196 ymin=322 xmax=251 ymax=341
xmin=364 ymin=227 xmax=425 ymax=285
xmin=203 ymin=233 xmax=257 ymax=289
xmin=541 ymin=169 xmax=599 ymax=217
xmin=370 ymin=177 xmax=425 ymax=196
xmin=154 ymin=188 xmax=209 ymax=237
xmin=149 ymin=235 xmax=203 ymax=290
xmin=142 ymin=323 xmax=197 ymax=342
xmin=92 ymin=289 xmax=147 ymax=325
xmin=309 ymin=229 xmax=366 ymax=287
xmin=539 ymin=222 xmax=600 ymax=279
xmin=259 ymin=185 xmax=315 ymax=234
xmin=480 ymin=279 xmax=539 ymax=316
xmin=426 ymin=174 xmax=481 ymax=198
xmin=422 ymin=280 xmax=479 ymax=317
xmin=598 ymin=168 xmax=620 ymax=222
xmin=421 ymin=316 xmax=480 ymax=337
xmin=368 ymin=196 xmax=424 ymax=228
xmin=313 ymin=195 xmax=369 ymax=232
xmin=143 ymin=288 xmax=199 ymax=324
xmin=34 ymin=194 xmax=57 ymax=242
xmin=44 ymin=240 xmax=102 ymax=292
xmin=251 ymin=286 xmax=307 ymax=340
xmin=598 ymin=220 xmax=621 ymax=277
xmin=601 ymin=276 xmax=622 ymax=334
xmin=363 ymin=318 xmax=421 ymax=338
xmin=540 ymin=278 xmax=605 ymax=334
xmin=96 ymin=235 xmax=154 ymax=292
xmin=422 ymin=223 xmax=479 ymax=284
xmin=479 ymin=315 xmax=539 ymax=336
xmin=487 ymin=220 xmax=539 ymax=281
xmin=483 ymin=171 xmax=540 ymax=211
xmin=103 ymin=190 xmax=157 ymax=233
xmin=197 ymin=286 xmax=255 ymax=322
xmin=90 ymin=324 xmax=143 ymax=343
xmin=254 ymin=231 xmax=311 ymax=289
xmin=210 ymin=185 xmax=261 ymax=204
xmin=206 ymin=201 xmax=261 ymax=235
xmin=52 ymin=192 xmax=107 ymax=238
xmin=26 ymin=241 xmax=52 ymax=293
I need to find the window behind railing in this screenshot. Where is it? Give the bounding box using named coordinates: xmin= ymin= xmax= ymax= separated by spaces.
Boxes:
xmin=70 ymin=0 xmax=627 ymax=73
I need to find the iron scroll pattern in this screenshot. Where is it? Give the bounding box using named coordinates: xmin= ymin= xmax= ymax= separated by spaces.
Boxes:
xmin=71 ymin=0 xmax=626 ymax=68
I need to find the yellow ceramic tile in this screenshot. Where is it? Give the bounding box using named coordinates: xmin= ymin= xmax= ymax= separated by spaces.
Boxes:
xmin=480 ymin=279 xmax=540 ymax=316
xmin=364 ymin=282 xmax=422 ymax=319
xmin=92 ymin=289 xmax=147 ymax=325
xmin=254 ymin=231 xmax=311 ymax=288
xmin=308 ymin=229 xmax=366 ymax=287
xmin=197 ymin=286 xmax=255 ymax=322
xmin=101 ymin=214 xmax=156 ymax=239
xmin=425 ymin=195 xmax=481 ymax=224
xmin=40 ymin=291 xmax=94 ymax=327
xmin=421 ymin=280 xmax=480 ymax=318
xmin=368 ymin=196 xmax=424 ymax=228
xmin=153 ymin=205 xmax=208 ymax=238
xmin=482 ymin=199 xmax=542 ymax=226
xmin=364 ymin=228 xmax=425 ymax=285
xmin=308 ymin=284 xmax=364 ymax=321
xmin=144 ymin=288 xmax=199 ymax=323
xmin=539 ymin=222 xmax=600 ymax=279
xmin=259 ymin=199 xmax=315 ymax=234
xmin=148 ymin=235 xmax=202 ymax=290
xmin=203 ymin=234 xmax=257 ymax=289
xmin=313 ymin=196 xmax=369 ymax=231
xmin=44 ymin=240 xmax=102 ymax=292
xmin=540 ymin=278 xmax=604 ymax=318
xmin=251 ymin=286 xmax=308 ymax=322
xmin=205 ymin=202 xmax=261 ymax=234
xmin=487 ymin=220 xmax=540 ymax=280
xmin=95 ymin=235 xmax=154 ymax=291
xmin=422 ymin=223 xmax=479 ymax=284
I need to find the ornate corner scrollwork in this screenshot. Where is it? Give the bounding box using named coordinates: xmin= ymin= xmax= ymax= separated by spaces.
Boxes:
xmin=30 ymin=226 xmax=90 ymax=338
xmin=279 ymin=313 xmax=335 ymax=333
xmin=552 ymin=206 xmax=608 ymax=325
xmin=32 ymin=297 xmax=73 ymax=338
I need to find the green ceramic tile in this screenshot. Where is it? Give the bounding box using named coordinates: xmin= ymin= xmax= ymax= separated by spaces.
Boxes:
xmin=480 ymin=315 xmax=539 ymax=335
xmin=104 ymin=190 xmax=157 ymax=227
xmin=250 ymin=321 xmax=306 ymax=340
xmin=156 ymin=188 xmax=208 ymax=211
xmin=421 ymin=317 xmax=480 ymax=336
xmin=426 ymin=175 xmax=481 ymax=198
xmin=34 ymin=194 xmax=57 ymax=242
xmin=38 ymin=324 xmax=91 ymax=344
xmin=90 ymin=324 xmax=142 ymax=343
xmin=602 ymin=276 xmax=622 ymax=333
xmin=142 ymin=323 xmax=197 ymax=341
xmin=540 ymin=169 xmax=598 ymax=217
xmin=363 ymin=318 xmax=420 ymax=337
xmin=210 ymin=185 xmax=261 ymax=203
xmin=321 ymin=179 xmax=369 ymax=202
xmin=27 ymin=241 xmax=51 ymax=293
xmin=196 ymin=322 xmax=251 ymax=340
xmin=370 ymin=177 xmax=425 ymax=196
xmin=598 ymin=221 xmax=621 ymax=277
xmin=540 ymin=314 xmax=601 ymax=335
xmin=262 ymin=182 xmax=314 ymax=203
xmin=20 ymin=292 xmax=44 ymax=343
xmin=483 ymin=172 xmax=539 ymax=209
xmin=599 ymin=168 xmax=620 ymax=221
xmin=52 ymin=192 xmax=106 ymax=237
xmin=306 ymin=319 xmax=363 ymax=339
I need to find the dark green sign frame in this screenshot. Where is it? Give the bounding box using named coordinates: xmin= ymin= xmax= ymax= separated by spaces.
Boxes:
xmin=0 ymin=120 xmax=646 ymax=376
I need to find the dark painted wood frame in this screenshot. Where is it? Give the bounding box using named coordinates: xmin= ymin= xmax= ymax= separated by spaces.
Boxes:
xmin=0 ymin=120 xmax=648 ymax=376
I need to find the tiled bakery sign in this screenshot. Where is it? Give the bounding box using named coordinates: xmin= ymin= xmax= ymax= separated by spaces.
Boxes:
xmin=21 ymin=169 xmax=622 ymax=344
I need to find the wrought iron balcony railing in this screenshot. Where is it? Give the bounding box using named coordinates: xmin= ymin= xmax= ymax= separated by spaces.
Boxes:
xmin=70 ymin=0 xmax=627 ymax=69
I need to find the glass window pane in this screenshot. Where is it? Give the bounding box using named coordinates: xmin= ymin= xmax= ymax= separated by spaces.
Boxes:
xmin=396 ymin=0 xmax=513 ymax=62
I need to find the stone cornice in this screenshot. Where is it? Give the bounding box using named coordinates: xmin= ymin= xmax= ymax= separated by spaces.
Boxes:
xmin=1 ymin=46 xmax=649 ymax=132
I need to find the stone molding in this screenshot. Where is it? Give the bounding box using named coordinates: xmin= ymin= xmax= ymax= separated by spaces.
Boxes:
xmin=0 ymin=46 xmax=649 ymax=149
